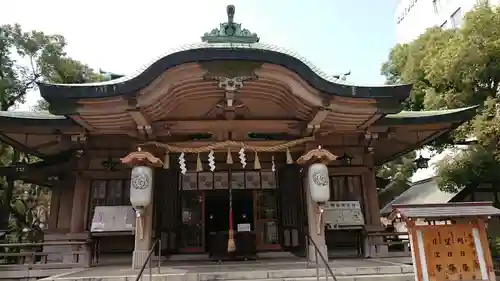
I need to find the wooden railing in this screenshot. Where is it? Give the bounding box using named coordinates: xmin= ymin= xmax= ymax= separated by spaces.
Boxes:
xmin=0 ymin=240 xmax=92 ymax=271
xmin=365 ymin=231 xmax=411 ymax=258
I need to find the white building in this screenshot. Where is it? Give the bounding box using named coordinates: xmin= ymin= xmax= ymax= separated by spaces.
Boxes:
xmin=395 ymin=0 xmax=499 ymax=43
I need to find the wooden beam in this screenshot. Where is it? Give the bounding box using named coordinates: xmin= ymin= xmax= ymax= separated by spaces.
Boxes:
xmin=303 ymin=108 xmax=331 ymax=135
xmin=356 ymin=113 xmax=382 ymax=129
xmin=69 ymin=115 xmax=95 ymax=131
xmin=153 ymin=120 xmax=301 ymax=134
xmin=32 ymin=140 xmax=64 ymax=150
xmin=128 ymin=110 xmax=154 ymax=138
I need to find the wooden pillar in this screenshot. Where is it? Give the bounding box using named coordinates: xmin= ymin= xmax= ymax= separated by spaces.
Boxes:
xmin=4 ymin=177 xmax=14 ymax=208
xmin=56 ymin=176 xmax=74 ymax=230
xmin=362 ymin=171 xmax=381 ymax=226
xmin=362 ymin=155 xmax=382 ymax=227
xmin=47 ymin=184 xmax=61 ymax=230
xmin=70 ymin=173 xmax=89 ymax=233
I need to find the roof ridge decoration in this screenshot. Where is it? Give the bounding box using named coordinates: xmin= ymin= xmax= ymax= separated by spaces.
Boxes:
xmin=201 ymin=5 xmax=260 ymax=44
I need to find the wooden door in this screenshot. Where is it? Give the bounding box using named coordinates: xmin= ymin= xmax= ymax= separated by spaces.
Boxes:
xmin=277 ymin=164 xmax=305 ymax=253
xmin=154 ymin=168 xmax=180 ymax=254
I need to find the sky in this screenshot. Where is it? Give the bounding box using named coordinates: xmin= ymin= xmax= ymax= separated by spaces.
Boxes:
xmin=1 ymin=0 xmax=399 ymax=110
xmin=3 ymin=0 xmax=441 ymax=182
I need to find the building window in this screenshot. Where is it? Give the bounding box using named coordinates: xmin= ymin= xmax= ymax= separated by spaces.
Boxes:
xmin=451 ymin=8 xmax=463 ymax=28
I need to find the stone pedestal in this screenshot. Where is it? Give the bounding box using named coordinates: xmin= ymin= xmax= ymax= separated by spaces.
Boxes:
xmin=304 ymin=176 xmax=328 ymax=262
xmin=132 ymin=250 xmax=151 ymax=269
xmin=132 ymin=204 xmax=153 ymax=269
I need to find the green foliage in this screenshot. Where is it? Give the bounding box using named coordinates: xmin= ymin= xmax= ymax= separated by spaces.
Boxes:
xmin=376 ymin=151 xmax=417 ymax=189
xmin=379 ymin=4 xmax=500 ymax=192
xmin=0 ymin=23 xmax=103 ymax=112
xmin=0 ymin=23 xmax=102 ymax=245
xmin=6 ymin=183 xmax=48 ymax=242
xmin=436 ymin=145 xmax=500 ymax=192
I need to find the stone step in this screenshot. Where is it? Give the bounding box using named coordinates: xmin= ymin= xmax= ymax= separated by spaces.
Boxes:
xmin=61 ymin=273 xmax=415 ymax=281
xmin=41 ymin=265 xmax=414 ymax=281
xmin=285 ymin=274 xmax=416 ymax=281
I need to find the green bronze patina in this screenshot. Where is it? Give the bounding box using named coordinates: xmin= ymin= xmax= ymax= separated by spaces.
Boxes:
xmin=201 ymin=5 xmax=260 ymax=44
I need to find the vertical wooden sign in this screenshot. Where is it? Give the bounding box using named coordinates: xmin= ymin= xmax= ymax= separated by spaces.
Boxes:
xmin=411 ymin=223 xmax=493 ymax=281
xmin=422 ymin=225 xmax=482 ymax=281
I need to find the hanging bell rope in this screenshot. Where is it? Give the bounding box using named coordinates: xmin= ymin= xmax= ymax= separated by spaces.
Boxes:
xmin=140 ymin=136 xmax=314 ymax=153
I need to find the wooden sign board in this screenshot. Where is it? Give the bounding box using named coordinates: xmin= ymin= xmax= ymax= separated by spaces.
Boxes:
xmin=323 ymin=201 xmax=365 ymax=229
xmin=411 ymin=223 xmax=493 ymax=281
xmin=91 ymin=205 xmax=135 ymax=232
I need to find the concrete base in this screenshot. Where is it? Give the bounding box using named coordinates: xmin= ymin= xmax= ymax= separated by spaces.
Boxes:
xmin=132 ymin=250 xmax=150 ymax=269
xmin=308 ymin=244 xmax=328 ymax=262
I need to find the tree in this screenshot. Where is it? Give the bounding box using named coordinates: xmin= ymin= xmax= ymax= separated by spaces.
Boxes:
xmin=376 ymin=151 xmax=417 ymax=190
xmin=0 ymin=24 xmax=103 ymax=244
xmin=378 ymin=4 xmax=500 ymax=192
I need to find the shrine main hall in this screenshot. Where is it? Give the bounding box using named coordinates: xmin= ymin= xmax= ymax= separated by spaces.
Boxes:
xmin=0 ymin=5 xmax=476 ymax=267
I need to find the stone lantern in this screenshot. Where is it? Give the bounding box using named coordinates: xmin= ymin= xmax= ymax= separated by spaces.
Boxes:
xmin=121 ymin=147 xmax=163 ymax=269
xmin=297 ymin=146 xmax=337 ymax=262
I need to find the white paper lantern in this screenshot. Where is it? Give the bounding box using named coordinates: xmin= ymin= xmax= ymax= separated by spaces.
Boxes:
xmin=308 ymin=163 xmax=330 ymax=203
xmin=129 ymin=166 xmax=153 ymax=208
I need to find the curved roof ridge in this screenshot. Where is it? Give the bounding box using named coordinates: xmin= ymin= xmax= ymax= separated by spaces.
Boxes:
xmin=39 ymin=42 xmax=349 ymax=87
xmin=38 ymin=42 xmax=407 ymax=89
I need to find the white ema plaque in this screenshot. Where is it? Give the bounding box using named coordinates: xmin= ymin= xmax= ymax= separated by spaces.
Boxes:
xmin=237 ymin=223 xmax=251 ymax=232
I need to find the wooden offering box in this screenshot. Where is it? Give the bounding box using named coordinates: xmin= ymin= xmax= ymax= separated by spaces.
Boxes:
xmin=388 ymin=202 xmax=500 ymax=281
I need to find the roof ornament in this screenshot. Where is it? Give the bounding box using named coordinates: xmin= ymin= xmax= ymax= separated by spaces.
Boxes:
xmin=201 ymin=5 xmax=260 ymax=44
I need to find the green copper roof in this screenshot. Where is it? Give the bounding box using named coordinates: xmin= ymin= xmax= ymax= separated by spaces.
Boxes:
xmin=0 ymin=111 xmax=66 ymax=120
xmin=201 ymin=5 xmax=259 ymax=44
xmin=0 ymin=111 xmax=74 ymax=127
xmin=377 ymin=106 xmax=478 ymax=126
xmin=385 ymin=106 xmax=477 ymax=118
